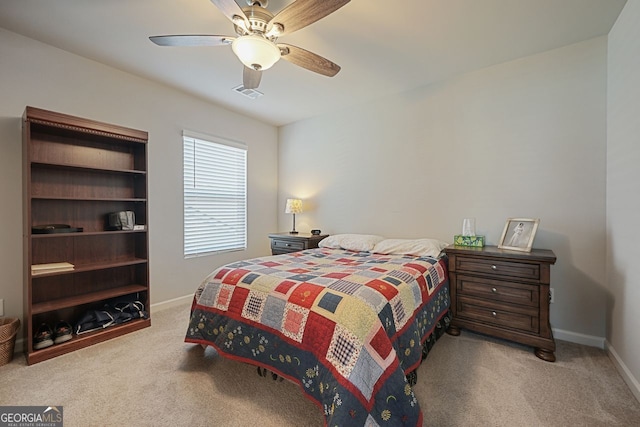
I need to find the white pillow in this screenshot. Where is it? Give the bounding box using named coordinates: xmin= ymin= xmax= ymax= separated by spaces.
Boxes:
xmin=372 ymin=238 xmax=449 ymax=258
xmin=318 ymin=234 xmax=385 ymax=252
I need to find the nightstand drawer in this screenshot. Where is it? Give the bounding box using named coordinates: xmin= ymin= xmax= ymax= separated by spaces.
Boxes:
xmin=271 ymin=239 xmax=305 ymax=252
xmin=268 ymin=233 xmax=329 ymax=256
xmin=456 ymin=256 xmax=540 ymax=281
xmin=456 ymin=275 xmax=539 ymax=307
xmin=457 ymin=296 xmax=539 ymax=334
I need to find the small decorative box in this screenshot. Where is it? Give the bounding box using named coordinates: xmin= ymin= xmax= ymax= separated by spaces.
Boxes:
xmin=454 ymin=235 xmax=485 ymax=247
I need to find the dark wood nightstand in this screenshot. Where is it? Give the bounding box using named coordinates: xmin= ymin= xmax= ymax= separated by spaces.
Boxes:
xmin=269 ymin=233 xmax=329 ymax=255
xmin=443 ymin=245 xmax=557 ymax=361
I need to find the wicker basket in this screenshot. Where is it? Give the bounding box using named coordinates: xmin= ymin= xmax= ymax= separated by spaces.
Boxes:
xmin=0 ymin=317 xmax=20 ymax=366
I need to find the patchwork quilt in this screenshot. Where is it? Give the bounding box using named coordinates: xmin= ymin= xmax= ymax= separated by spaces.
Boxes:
xmin=186 ymin=248 xmax=450 ymax=426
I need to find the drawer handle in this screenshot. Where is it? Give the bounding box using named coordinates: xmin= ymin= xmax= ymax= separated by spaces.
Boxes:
xmin=491 ymin=265 xmax=498 ymax=271
xmin=492 ymin=311 xmax=497 ymax=317
xmin=491 ymin=287 xmax=497 ymax=293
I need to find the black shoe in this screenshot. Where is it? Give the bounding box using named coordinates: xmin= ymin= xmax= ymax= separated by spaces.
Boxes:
xmin=33 ymin=323 xmax=54 ymax=350
xmin=53 ymin=320 xmax=73 ymax=344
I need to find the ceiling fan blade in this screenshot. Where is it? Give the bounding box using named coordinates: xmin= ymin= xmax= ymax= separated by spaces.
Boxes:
xmin=149 ymin=35 xmax=233 ymax=47
xmin=268 ymin=0 xmax=350 ymax=37
xmin=210 ymin=0 xmax=249 ymax=27
xmin=243 ymin=66 xmax=262 ymax=89
xmin=278 ymin=44 xmax=340 ymax=77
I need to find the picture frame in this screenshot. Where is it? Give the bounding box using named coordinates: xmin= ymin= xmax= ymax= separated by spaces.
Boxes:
xmin=497 ymin=218 xmax=540 ymax=252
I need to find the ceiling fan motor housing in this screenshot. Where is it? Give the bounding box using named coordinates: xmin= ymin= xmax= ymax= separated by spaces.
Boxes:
xmin=235 ymin=5 xmax=275 ymax=37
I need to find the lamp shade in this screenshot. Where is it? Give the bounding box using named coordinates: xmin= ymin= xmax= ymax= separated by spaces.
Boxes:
xmin=285 ymin=198 xmax=303 ymax=214
xmin=231 ymin=35 xmax=281 ymax=71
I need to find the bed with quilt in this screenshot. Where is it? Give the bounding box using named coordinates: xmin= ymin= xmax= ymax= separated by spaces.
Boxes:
xmin=186 ymin=234 xmax=451 ymax=426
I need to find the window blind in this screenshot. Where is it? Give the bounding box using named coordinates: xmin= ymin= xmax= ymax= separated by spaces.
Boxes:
xmin=183 ymin=133 xmax=247 ymax=257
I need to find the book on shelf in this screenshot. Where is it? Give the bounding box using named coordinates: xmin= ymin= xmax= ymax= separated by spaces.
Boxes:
xmin=31 ymin=262 xmax=75 ymax=275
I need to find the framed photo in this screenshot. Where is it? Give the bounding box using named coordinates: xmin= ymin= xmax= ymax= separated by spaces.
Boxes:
xmin=498 ymin=218 xmax=540 ymax=252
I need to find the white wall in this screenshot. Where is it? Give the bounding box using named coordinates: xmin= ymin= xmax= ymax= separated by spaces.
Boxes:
xmin=0 ymin=28 xmax=278 ymax=327
xmin=607 ymin=0 xmax=640 ymax=400
xmin=279 ymin=37 xmax=608 ymax=342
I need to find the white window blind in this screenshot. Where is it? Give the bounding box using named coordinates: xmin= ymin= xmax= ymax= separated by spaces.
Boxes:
xmin=183 ymin=132 xmax=247 ymax=257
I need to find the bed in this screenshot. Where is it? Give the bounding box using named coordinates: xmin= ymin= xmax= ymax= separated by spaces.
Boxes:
xmin=185 ymin=235 xmax=451 ymax=426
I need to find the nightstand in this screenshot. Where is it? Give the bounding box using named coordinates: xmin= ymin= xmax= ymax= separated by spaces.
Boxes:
xmin=269 ymin=232 xmax=329 ymax=255
xmin=443 ymin=245 xmax=557 ymax=361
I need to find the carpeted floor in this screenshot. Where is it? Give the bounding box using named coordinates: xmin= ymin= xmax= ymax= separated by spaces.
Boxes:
xmin=1 ymin=301 xmax=639 ymax=427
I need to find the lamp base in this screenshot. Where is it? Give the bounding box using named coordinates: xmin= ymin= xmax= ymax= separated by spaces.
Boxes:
xmin=289 ymin=231 xmax=299 ymax=234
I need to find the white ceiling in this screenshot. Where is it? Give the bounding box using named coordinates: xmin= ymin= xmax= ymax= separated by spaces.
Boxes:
xmin=0 ymin=0 xmax=627 ymax=126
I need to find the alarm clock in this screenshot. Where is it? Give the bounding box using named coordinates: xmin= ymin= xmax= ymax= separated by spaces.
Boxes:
xmin=311 ymin=229 xmax=321 ymax=235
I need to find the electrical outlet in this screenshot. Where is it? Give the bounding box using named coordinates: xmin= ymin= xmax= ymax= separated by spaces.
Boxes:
xmin=549 ymin=288 xmax=555 ymax=304
xmin=0 ymin=299 xmax=4 ymax=316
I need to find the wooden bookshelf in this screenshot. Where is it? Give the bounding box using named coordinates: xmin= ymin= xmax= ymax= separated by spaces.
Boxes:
xmin=23 ymin=106 xmax=151 ymax=364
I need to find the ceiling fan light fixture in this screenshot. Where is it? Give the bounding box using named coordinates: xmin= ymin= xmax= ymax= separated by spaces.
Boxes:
xmin=232 ymin=34 xmax=281 ymax=70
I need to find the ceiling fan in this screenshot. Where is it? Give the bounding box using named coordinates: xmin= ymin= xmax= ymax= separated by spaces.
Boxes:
xmin=150 ymin=0 xmax=350 ymax=90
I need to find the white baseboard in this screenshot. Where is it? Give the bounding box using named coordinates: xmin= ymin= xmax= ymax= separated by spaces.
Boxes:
xmin=14 ymin=337 xmax=24 ymax=354
xmin=551 ymin=330 xmax=640 ymax=404
xmin=552 ymin=327 xmax=606 ymax=349
xmin=150 ymin=294 xmax=193 ymax=312
xmin=606 ymin=341 xmax=640 ymax=403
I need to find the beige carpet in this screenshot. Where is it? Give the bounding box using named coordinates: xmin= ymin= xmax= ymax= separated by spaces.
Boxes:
xmin=1 ymin=301 xmax=639 ymax=427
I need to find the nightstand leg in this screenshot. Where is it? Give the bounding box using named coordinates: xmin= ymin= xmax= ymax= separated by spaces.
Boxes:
xmin=534 ymin=347 xmax=556 ymax=362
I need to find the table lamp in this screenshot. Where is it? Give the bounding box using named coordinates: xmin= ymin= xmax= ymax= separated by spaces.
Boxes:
xmin=285 ymin=198 xmax=303 ymax=234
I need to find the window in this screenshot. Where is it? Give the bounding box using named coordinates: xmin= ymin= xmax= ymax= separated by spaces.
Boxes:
xmin=183 ymin=131 xmax=247 ymax=257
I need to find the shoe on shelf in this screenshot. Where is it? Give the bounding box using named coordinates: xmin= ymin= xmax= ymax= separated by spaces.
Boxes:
xmin=33 ymin=323 xmax=54 ymax=350
xmin=53 ymin=320 xmax=73 ymax=344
